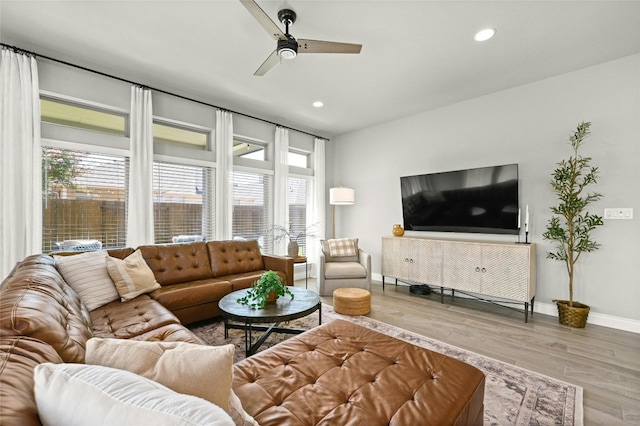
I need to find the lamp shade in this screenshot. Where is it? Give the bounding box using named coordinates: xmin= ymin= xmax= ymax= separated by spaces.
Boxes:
xmin=330 ymin=187 xmax=355 ymax=205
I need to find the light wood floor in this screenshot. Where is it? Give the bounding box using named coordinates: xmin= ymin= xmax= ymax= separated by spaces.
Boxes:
xmin=295 ymin=279 xmax=640 ymax=425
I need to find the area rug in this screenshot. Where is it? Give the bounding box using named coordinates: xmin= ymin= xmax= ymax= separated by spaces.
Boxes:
xmin=190 ymin=304 xmax=583 ymax=426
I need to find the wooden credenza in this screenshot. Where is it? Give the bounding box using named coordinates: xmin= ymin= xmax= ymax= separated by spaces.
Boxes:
xmin=381 ymin=236 xmax=536 ymax=322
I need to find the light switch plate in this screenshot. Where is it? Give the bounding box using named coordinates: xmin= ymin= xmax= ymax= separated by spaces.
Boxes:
xmin=604 ymin=208 xmax=633 ymax=220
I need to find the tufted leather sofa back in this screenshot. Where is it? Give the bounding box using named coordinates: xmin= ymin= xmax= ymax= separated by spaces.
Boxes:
xmin=207 ymin=240 xmax=265 ymax=277
xmin=0 ymin=255 xmax=93 ymax=363
xmin=137 ymin=242 xmax=213 ymax=285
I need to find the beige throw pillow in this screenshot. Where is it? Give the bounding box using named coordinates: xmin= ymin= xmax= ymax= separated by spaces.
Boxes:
xmin=54 ymin=250 xmax=120 ymax=311
xmin=105 ymin=249 xmax=161 ymax=301
xmin=328 ymin=238 xmax=358 ymax=257
xmin=34 ymin=363 xmax=234 ymax=426
xmin=86 ymin=338 xmax=234 ymax=413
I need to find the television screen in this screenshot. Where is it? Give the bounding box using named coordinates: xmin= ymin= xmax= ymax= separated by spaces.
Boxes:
xmin=400 ymin=164 xmax=519 ymax=235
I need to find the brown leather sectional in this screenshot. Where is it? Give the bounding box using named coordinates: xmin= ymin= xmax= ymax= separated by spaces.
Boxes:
xmin=0 ymin=240 xmax=293 ymax=425
xmin=1 ymin=239 xmax=485 ymax=425
xmin=0 ymin=253 xmax=202 ymax=425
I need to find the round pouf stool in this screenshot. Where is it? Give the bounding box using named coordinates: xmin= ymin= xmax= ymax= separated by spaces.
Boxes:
xmin=333 ymin=288 xmax=371 ymax=316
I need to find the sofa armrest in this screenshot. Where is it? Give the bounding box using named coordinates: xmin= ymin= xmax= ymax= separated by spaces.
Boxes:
xmin=263 ymin=255 xmax=295 ymax=285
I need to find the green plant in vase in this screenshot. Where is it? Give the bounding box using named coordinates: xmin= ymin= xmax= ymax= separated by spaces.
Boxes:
xmin=542 ymin=121 xmax=604 ymax=328
xmin=236 ymin=270 xmax=294 ymax=309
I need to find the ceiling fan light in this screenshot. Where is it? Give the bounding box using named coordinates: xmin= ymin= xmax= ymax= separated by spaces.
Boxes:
xmin=278 ymin=38 xmax=298 ymax=60
xmin=279 ymin=48 xmax=297 ymax=60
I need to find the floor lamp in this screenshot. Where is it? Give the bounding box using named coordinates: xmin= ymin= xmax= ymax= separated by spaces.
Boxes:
xmin=329 ymin=187 xmax=355 ymax=239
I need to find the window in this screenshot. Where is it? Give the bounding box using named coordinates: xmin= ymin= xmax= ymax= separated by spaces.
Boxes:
xmin=288 ymin=177 xmax=309 ymax=254
xmin=42 ymin=148 xmax=127 ymax=252
xmin=233 ymin=171 xmax=273 ymax=251
xmin=153 ymin=121 xmax=208 ymax=150
xmin=41 ymin=98 xmax=126 ymax=136
xmin=288 ymin=151 xmax=308 ymax=168
xmin=234 ymin=139 xmax=264 ymax=160
xmin=153 ymin=162 xmax=213 ymax=244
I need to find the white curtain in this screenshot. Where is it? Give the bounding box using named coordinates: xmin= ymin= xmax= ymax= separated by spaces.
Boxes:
xmin=0 ymin=49 xmax=41 ymax=279
xmin=308 ymin=138 xmax=326 ymax=277
xmin=273 ymin=126 xmax=289 ymax=254
xmin=126 ymin=86 xmax=154 ymax=247
xmin=215 ymin=110 xmax=233 ymax=240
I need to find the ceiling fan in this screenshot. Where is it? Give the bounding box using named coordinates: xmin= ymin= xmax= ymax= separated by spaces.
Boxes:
xmin=239 ymin=0 xmax=362 ymax=76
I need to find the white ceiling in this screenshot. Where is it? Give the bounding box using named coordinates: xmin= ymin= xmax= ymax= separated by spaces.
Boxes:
xmin=2 ymin=1 xmax=639 ymax=138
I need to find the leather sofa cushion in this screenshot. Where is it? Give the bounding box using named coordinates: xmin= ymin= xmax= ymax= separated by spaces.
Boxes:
xmin=150 ymin=279 xmax=232 ymax=311
xmin=126 ymin=323 xmax=203 ymax=344
xmin=90 ymin=294 xmax=182 ymax=340
xmin=233 ymin=319 xmax=485 ymax=426
xmin=0 ymin=255 xmax=93 ymax=363
xmin=223 ymin=270 xmax=287 ymax=291
xmin=0 ymin=337 xmax=63 ymax=426
xmin=138 ymin=242 xmax=213 ymax=285
xmin=207 ymin=240 xmax=265 ymax=278
xmin=324 ymin=262 xmax=367 ymax=279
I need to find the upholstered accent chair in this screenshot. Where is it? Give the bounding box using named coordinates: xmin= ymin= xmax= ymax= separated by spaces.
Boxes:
xmin=317 ymin=238 xmax=371 ymax=296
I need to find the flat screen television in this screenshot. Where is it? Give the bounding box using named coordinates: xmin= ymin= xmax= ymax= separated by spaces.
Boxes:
xmin=400 ymin=164 xmax=519 ymax=235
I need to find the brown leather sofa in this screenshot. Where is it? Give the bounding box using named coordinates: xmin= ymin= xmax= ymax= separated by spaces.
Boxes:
xmin=0 ymin=254 xmax=202 ymax=425
xmin=136 ymin=240 xmax=294 ymax=324
xmin=0 ymin=239 xmax=293 ymax=425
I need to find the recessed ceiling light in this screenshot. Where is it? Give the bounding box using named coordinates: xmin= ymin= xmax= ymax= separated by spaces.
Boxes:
xmin=312 ymin=101 xmax=324 ymax=108
xmin=474 ymin=28 xmax=496 ymax=42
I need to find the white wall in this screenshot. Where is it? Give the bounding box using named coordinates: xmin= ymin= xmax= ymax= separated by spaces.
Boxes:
xmin=330 ymin=54 xmax=640 ymax=331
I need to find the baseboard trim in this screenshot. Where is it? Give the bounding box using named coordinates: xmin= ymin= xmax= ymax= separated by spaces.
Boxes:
xmin=373 ymin=273 xmax=640 ymax=334
xmin=535 ymin=301 xmax=640 ymax=334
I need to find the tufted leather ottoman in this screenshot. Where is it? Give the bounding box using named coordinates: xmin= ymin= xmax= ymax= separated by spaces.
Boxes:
xmin=333 ymin=287 xmax=371 ymax=315
xmin=233 ymin=319 xmax=485 ymax=426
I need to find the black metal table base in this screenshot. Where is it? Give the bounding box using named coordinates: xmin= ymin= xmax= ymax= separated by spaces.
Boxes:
xmin=224 ymin=302 xmax=321 ymax=356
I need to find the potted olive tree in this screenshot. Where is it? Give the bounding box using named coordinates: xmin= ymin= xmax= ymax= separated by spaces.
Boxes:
xmin=542 ymin=121 xmax=604 ymax=328
xmin=236 ymin=270 xmax=294 ymax=309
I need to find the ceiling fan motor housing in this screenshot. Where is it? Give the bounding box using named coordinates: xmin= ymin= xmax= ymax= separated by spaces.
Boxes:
xmin=278 ymin=36 xmax=298 ymax=59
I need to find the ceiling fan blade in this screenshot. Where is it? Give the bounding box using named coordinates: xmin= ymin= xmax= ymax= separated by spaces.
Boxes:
xmin=297 ymin=39 xmax=362 ymax=54
xmin=254 ymin=50 xmax=279 ymax=76
xmin=239 ymin=0 xmax=286 ymax=40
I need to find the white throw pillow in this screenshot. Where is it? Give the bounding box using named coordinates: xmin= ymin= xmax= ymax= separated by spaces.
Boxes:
xmin=54 ymin=250 xmax=119 ymax=311
xmin=105 ymin=249 xmax=161 ymax=301
xmin=34 ymin=363 xmax=234 ymax=426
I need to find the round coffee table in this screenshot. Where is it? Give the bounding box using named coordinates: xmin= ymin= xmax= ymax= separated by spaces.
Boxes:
xmin=219 ymin=287 xmax=321 ymax=356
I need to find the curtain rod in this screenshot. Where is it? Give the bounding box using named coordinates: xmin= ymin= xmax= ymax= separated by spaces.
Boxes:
xmin=1 ymin=43 xmax=328 ymax=140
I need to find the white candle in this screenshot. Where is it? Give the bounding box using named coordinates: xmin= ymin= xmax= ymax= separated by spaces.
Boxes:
xmin=525 ymin=205 xmax=529 ymax=232
xmin=517 ymin=208 xmax=521 ymax=229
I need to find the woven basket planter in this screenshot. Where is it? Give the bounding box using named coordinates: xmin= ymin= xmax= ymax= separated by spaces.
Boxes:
xmin=556 ymin=300 xmax=590 ymax=328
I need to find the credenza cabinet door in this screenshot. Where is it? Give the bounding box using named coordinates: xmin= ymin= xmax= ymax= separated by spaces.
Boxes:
xmin=442 ymin=242 xmax=483 ymax=293
xmin=480 ymin=244 xmax=532 ymax=302
xmin=411 ymin=239 xmax=442 ymax=285
xmin=381 ymin=237 xmax=410 ymax=280
xmin=382 ymin=237 xmax=442 ymax=285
